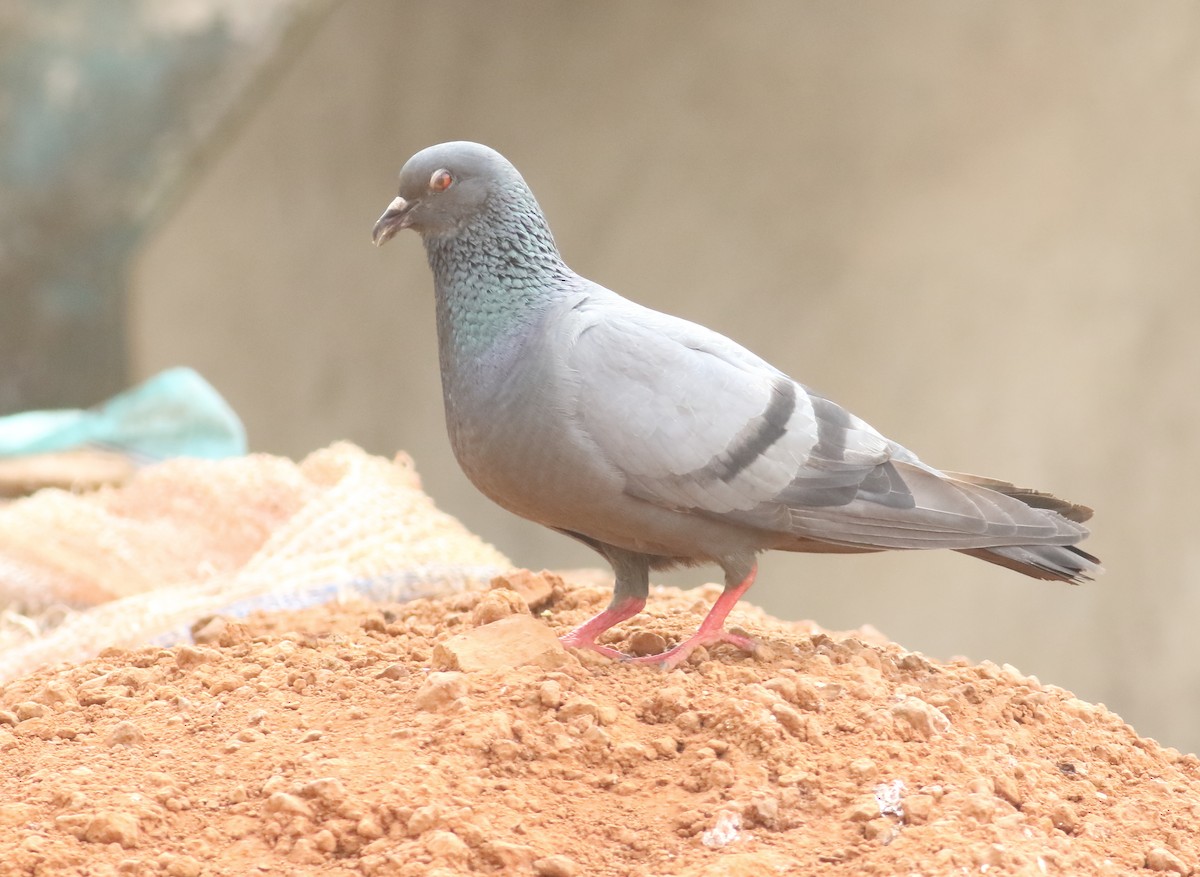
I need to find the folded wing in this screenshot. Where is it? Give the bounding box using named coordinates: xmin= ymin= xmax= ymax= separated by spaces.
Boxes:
xmin=568 ymin=293 xmax=1088 ymax=554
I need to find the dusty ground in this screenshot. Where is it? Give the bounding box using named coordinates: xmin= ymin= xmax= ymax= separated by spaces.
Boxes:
xmin=1 ymin=568 xmax=1197 ymax=877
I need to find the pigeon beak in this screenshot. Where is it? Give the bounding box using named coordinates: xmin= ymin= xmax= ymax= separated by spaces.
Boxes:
xmin=372 ymin=196 xmax=416 ymax=246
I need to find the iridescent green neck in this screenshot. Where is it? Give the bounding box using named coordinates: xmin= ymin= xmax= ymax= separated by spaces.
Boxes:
xmin=425 ymin=188 xmax=571 ymax=357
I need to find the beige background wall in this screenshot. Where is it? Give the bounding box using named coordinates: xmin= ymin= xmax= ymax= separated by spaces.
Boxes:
xmin=130 ymin=2 xmax=1200 ymax=751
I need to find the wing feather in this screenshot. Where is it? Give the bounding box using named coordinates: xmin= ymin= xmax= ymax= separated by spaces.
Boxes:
xmin=568 ymin=293 xmax=892 ymax=516
xmin=564 ymin=287 xmax=1087 ymax=554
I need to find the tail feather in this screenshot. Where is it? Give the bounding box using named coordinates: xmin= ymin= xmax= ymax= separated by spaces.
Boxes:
xmin=943 ymin=472 xmax=1093 ymax=523
xmin=774 ymin=461 xmax=1102 ymax=582
xmin=959 ymin=543 xmax=1101 ymax=584
xmin=946 ymin=472 xmax=1101 ymax=583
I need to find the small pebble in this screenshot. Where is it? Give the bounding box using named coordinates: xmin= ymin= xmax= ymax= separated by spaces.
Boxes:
xmin=105 ymin=721 xmax=144 ymax=748
xmin=628 ymin=631 xmax=667 ymax=656
xmin=1145 ymin=847 xmax=1189 ymax=875
xmin=534 ymin=853 xmax=580 ymax=877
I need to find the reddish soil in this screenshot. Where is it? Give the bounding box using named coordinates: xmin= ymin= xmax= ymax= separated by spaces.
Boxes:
xmin=1 ymin=570 xmax=1196 ymax=877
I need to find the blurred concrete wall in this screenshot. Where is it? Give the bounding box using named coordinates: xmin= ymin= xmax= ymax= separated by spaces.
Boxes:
xmin=129 ymin=2 xmax=1200 ymax=751
xmin=0 ymin=0 xmax=322 ymax=413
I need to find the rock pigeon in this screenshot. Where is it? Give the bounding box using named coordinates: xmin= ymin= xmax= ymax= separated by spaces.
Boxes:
xmin=373 ymin=141 xmax=1100 ymax=669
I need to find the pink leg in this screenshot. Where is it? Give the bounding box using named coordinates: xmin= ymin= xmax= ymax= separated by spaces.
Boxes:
xmin=559 ymin=595 xmax=646 ymax=659
xmin=626 ymin=565 xmax=760 ymax=669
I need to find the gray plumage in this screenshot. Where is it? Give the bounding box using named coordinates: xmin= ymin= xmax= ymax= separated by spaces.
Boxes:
xmin=373 ymin=141 xmax=1100 ymax=667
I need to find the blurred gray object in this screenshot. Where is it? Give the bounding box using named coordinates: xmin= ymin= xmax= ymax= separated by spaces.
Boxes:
xmin=0 ymin=0 xmax=329 ymax=414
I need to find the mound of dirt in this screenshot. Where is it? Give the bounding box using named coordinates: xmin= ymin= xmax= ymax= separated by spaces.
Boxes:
xmin=0 ymin=443 xmax=509 ymax=683
xmin=1 ymin=569 xmax=1196 ymax=876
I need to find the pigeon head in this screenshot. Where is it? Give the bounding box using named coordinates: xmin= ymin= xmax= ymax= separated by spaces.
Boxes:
xmin=372 ymin=141 xmax=523 ymax=245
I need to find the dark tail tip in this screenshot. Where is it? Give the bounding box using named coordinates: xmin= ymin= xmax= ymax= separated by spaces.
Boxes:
xmin=959 ymin=544 xmax=1102 ymax=584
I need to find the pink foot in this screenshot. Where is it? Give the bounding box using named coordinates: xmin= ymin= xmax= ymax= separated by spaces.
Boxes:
xmin=628 ymin=564 xmax=760 ymax=668
xmin=559 ymin=595 xmax=645 ymax=660
xmin=564 ymin=565 xmax=762 ymax=670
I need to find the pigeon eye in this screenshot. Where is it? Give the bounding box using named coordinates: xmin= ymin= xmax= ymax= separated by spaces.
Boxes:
xmin=430 ymin=169 xmax=454 ymax=192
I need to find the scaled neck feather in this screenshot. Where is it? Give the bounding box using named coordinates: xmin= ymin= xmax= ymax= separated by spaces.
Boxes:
xmin=424 ymin=185 xmax=572 ymax=358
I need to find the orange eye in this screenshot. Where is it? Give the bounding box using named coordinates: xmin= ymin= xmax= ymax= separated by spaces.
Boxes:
xmin=430 ymin=169 xmax=453 ymax=192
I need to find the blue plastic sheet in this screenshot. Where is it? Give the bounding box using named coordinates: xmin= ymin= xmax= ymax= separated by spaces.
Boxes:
xmin=0 ymin=368 xmax=246 ymax=461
